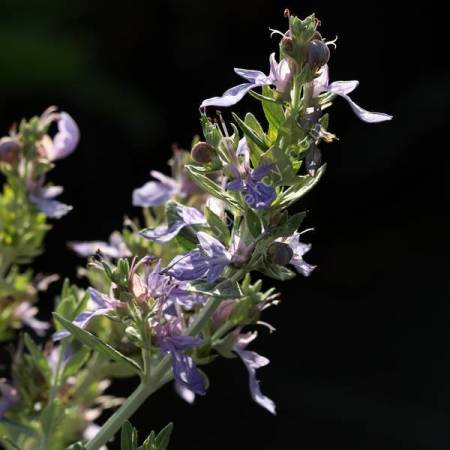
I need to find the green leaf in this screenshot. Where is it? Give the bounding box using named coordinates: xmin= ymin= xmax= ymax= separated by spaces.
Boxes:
xmin=140 ymin=430 xmax=156 ymax=450
xmin=259 ymin=263 xmax=296 ymax=281
xmin=245 ymin=207 xmax=262 ymax=238
xmin=155 ymin=423 xmax=174 ymax=450
xmin=232 ymin=113 xmax=269 ymax=152
xmin=263 ymin=145 xmax=298 ymax=186
xmin=274 ymin=164 xmax=326 ymax=208
xmin=260 ymin=86 xmax=285 ymax=142
xmin=24 ymin=333 xmax=51 ymax=380
xmin=185 ymin=165 xmax=241 ymax=210
xmin=188 ymin=279 xmax=242 ymax=299
xmin=121 ymin=421 xmax=138 ymax=450
xmin=204 ymin=206 xmax=230 ymax=245
xmin=53 ymin=313 xmax=142 ymax=374
xmin=62 ymin=347 xmax=91 ymax=379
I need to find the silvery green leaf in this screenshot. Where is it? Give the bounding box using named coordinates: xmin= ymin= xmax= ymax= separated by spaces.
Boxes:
xmin=53 ymin=313 xmax=142 ymax=374
xmin=185 ymin=165 xmax=241 ymax=210
xmin=274 ymin=164 xmax=326 ymax=208
xmin=232 ymin=113 xmax=269 ymax=152
xmin=155 ymin=422 xmax=174 ymax=450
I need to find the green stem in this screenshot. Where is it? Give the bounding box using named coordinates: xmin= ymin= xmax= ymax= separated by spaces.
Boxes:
xmin=86 ymin=269 xmax=245 ymax=450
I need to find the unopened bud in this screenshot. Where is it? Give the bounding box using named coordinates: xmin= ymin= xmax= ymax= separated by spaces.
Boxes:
xmin=305 ymin=145 xmax=322 ymax=176
xmin=268 ymin=242 xmax=293 ymax=266
xmin=191 ymin=141 xmax=214 ymax=164
xmin=306 ymin=39 xmax=330 ymax=70
xmin=0 ymin=137 xmax=21 ymax=163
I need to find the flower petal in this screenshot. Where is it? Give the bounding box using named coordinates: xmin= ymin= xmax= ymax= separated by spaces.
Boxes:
xmin=29 ymin=194 xmax=72 ymax=219
xmin=200 ymin=82 xmax=257 ymax=108
xmin=335 ymin=92 xmax=393 ymax=123
xmin=234 ymin=68 xmax=270 ymax=84
xmin=132 ymin=181 xmax=174 ymax=207
xmin=327 ymin=80 xmax=359 ymax=95
xmin=48 ymin=112 xmax=80 ymax=161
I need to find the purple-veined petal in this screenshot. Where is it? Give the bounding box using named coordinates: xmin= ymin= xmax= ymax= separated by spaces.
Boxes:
xmin=327 ymin=80 xmax=359 ymax=96
xmin=141 ymin=220 xmax=186 ymax=243
xmin=132 ymin=180 xmax=174 ymax=207
xmin=87 ymin=287 xmax=124 ymax=309
xmin=234 ymin=332 xmax=276 ymax=415
xmin=48 ymin=112 xmax=80 ymax=161
xmin=252 ymin=164 xmax=273 ymax=181
xmin=290 ymin=257 xmax=316 ymax=276
xmin=30 ymin=194 xmax=73 ymax=219
xmin=268 ymin=53 xmax=292 ymax=92
xmin=197 ymin=231 xmax=228 ymax=258
xmin=312 ymin=65 xmax=330 ymax=97
xmin=167 ymin=335 xmax=204 ymax=351
xmin=150 ymin=170 xmax=179 ymax=190
xmin=165 ymin=251 xmax=211 ymax=281
xmin=200 ymin=82 xmax=257 ymax=108
xmin=170 ymin=350 xmax=205 ymax=395
xmin=334 ymin=92 xmax=393 ymax=123
xmin=175 ymin=382 xmax=195 ymax=404
xmin=141 ymin=205 xmax=206 ymax=243
xmin=243 ymin=180 xmax=275 ymax=210
xmin=69 ymin=233 xmax=131 ymax=259
xmin=227 ymin=178 xmax=245 ymax=192
xmin=52 ymin=307 xmax=113 ymax=341
xmin=234 ymin=68 xmax=270 ymax=84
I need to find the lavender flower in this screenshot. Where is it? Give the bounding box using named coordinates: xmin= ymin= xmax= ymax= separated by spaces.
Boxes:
xmin=132 ymin=171 xmax=179 ymax=207
xmin=227 ymin=139 xmax=275 ymax=210
xmin=140 ymin=204 xmax=206 ymax=243
xmin=155 ymin=320 xmax=205 ymax=395
xmin=312 ymin=65 xmax=392 ymax=123
xmin=28 ymin=182 xmax=73 ymax=219
xmin=14 ymin=301 xmax=50 ymax=336
xmin=44 ymin=112 xmax=80 ymax=161
xmin=131 ymin=259 xmax=206 ymax=310
xmin=200 ymin=53 xmax=291 ymax=108
xmin=0 ymin=380 xmax=19 ymax=419
xmin=233 ymin=331 xmax=275 ymax=414
xmin=279 ymin=232 xmax=316 ymax=276
xmin=165 ymin=232 xmax=232 ymax=283
xmin=69 ymin=232 xmax=131 ymax=259
xmin=53 ymin=287 xmax=126 ymax=340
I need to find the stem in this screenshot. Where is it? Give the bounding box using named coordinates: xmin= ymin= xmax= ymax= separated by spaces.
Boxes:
xmin=86 ymin=269 xmax=245 ymax=450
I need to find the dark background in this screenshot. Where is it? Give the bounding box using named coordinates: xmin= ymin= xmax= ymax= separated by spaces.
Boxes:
xmin=1 ymin=1 xmax=449 ymax=449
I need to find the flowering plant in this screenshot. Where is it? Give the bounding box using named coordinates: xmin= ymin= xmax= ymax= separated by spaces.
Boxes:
xmin=0 ymin=11 xmax=391 ymax=450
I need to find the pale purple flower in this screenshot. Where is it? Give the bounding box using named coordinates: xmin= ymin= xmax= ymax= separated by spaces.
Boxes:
xmin=233 ymin=331 xmax=276 ymax=415
xmin=69 ymin=232 xmax=131 ymax=259
xmin=132 ymin=171 xmax=178 ymax=207
xmin=281 ymin=232 xmax=316 ymax=276
xmin=140 ymin=204 xmax=206 ymax=243
xmin=45 ymin=112 xmax=80 ymax=161
xmin=156 ymin=320 xmax=205 ymax=395
xmin=131 ymin=259 xmax=206 ymax=310
xmin=312 ymin=65 xmax=392 ymax=123
xmin=200 ymin=53 xmax=291 ymax=108
xmin=38 ymin=107 xmax=80 ymax=161
xmin=165 ymin=232 xmax=232 ymax=283
xmin=227 ymin=138 xmax=275 ymax=210
xmin=29 ymin=183 xmax=73 ymax=219
xmin=0 ymin=380 xmax=19 ymax=419
xmin=14 ymin=301 xmax=50 ymax=336
xmin=53 ymin=287 xmax=126 ymax=340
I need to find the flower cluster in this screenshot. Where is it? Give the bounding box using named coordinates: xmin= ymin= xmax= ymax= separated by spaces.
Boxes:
xmin=0 ymin=11 xmax=391 ymax=450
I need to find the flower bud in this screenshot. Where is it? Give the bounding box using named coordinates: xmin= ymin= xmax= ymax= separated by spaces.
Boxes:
xmin=268 ymin=242 xmax=293 ymax=266
xmin=306 ymin=39 xmax=330 ymax=70
xmin=191 ymin=141 xmax=214 ymax=164
xmin=305 ymin=144 xmax=322 ymax=176
xmin=0 ymin=137 xmax=21 ymax=163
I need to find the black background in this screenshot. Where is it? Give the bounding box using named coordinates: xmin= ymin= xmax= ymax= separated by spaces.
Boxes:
xmin=1 ymin=1 xmax=449 ymax=449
